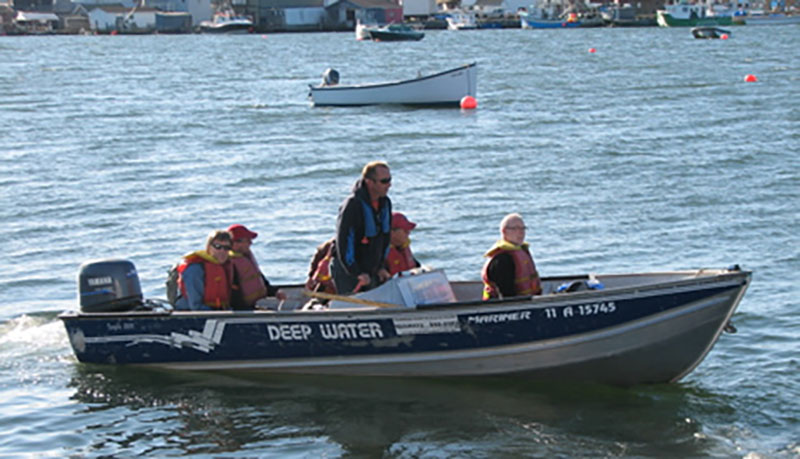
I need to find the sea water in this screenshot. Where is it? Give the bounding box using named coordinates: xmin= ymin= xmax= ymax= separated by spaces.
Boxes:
xmin=0 ymin=27 xmax=798 ymax=456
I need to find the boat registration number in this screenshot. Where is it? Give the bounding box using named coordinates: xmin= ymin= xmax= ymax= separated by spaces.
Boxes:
xmin=544 ymin=302 xmax=617 ymax=319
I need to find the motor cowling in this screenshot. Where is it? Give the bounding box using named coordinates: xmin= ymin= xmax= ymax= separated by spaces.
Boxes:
xmin=78 ymin=259 xmax=143 ymax=313
xmin=322 ymin=68 xmax=339 ymax=86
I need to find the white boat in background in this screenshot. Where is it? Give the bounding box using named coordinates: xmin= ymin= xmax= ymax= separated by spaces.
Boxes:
xmin=198 ymin=8 xmax=253 ymax=33
xmin=732 ymin=10 xmax=800 ymax=25
xmin=309 ymin=62 xmax=477 ymax=107
xmin=355 ymin=20 xmax=376 ymax=40
xmin=446 ymin=10 xmax=478 ymax=30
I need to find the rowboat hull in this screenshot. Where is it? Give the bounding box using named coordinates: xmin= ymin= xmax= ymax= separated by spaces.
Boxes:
xmin=60 ymin=267 xmax=750 ymax=385
xmin=309 ymin=62 xmax=477 ymax=107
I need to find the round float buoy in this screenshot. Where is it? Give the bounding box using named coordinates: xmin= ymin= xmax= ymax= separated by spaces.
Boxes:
xmin=460 ymin=95 xmax=477 ymax=110
xmin=720 ymin=33 xmax=729 ymax=40
xmin=589 ymin=47 xmax=597 ymax=53
xmin=744 ymin=74 xmax=758 ymax=83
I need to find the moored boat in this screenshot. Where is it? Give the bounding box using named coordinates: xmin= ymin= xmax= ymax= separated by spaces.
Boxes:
xmin=308 ymin=62 xmax=477 ymax=107
xmin=691 ymin=25 xmax=731 ymax=38
xmin=198 ymin=8 xmax=253 ymax=34
xmin=657 ymin=1 xmax=734 ymax=27
xmin=732 ymin=10 xmax=800 ymax=25
xmin=363 ymin=23 xmax=424 ymax=41
xmin=60 ymin=259 xmax=751 ymax=385
xmin=446 ymin=10 xmax=478 ymax=30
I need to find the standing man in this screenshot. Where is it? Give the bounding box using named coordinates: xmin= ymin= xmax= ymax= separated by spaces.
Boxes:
xmin=481 ymin=213 xmax=542 ymax=300
xmin=331 ymin=161 xmax=393 ymax=294
xmin=227 ymin=223 xmax=286 ymax=309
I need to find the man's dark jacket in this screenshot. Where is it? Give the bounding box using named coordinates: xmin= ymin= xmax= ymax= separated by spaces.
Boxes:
xmin=334 ymin=178 xmax=392 ymax=281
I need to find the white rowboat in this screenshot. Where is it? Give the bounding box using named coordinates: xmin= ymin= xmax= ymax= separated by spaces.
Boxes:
xmin=309 ymin=63 xmax=477 ymax=107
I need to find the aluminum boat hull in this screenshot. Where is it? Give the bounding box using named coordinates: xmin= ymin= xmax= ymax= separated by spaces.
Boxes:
xmin=61 ymin=268 xmax=750 ymax=385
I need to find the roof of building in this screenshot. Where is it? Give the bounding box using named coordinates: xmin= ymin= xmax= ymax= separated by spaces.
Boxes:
xmin=15 ymin=11 xmax=60 ymax=21
xmin=86 ymin=5 xmax=160 ymax=13
xmin=345 ymin=0 xmax=402 ymax=8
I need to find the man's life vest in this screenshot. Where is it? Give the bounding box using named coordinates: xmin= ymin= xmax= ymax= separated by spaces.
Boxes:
xmin=177 ymin=251 xmax=232 ymax=309
xmin=230 ymin=253 xmax=268 ymax=307
xmin=481 ymin=240 xmax=541 ymax=300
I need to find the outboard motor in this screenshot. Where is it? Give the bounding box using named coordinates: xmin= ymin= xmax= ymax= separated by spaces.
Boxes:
xmin=322 ymin=68 xmax=339 ymax=86
xmin=78 ymin=259 xmax=143 ymax=313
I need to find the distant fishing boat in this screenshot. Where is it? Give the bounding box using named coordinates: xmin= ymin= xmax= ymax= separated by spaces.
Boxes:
xmin=60 ymin=259 xmax=750 ymax=385
xmin=519 ymin=0 xmax=604 ymax=29
xmin=657 ymin=1 xmax=733 ymax=27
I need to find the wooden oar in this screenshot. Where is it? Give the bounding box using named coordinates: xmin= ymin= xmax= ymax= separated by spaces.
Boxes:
xmin=303 ymin=290 xmax=398 ymax=308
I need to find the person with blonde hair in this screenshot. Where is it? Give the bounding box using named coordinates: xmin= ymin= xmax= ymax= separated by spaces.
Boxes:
xmin=175 ymin=230 xmax=234 ymax=310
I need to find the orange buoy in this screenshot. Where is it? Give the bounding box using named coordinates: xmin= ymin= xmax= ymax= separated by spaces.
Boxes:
xmin=460 ymin=95 xmax=477 ymax=110
xmin=720 ymin=33 xmax=728 ymax=40
xmin=589 ymin=47 xmax=597 ymax=53
xmin=744 ymin=74 xmax=758 ymax=83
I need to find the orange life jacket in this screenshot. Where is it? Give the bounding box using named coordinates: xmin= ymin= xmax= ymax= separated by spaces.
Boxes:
xmin=310 ymin=241 xmax=337 ymax=294
xmin=230 ymin=253 xmax=268 ymax=307
xmin=385 ymin=242 xmax=417 ymax=276
xmin=481 ymin=241 xmax=541 ymax=300
xmin=177 ymin=251 xmax=232 ymax=309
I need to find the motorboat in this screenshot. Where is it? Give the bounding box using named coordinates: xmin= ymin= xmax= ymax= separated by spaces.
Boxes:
xmin=198 ymin=9 xmax=253 ymax=34
xmin=519 ymin=8 xmax=582 ymax=28
xmin=446 ymin=10 xmax=478 ymax=30
xmin=60 ymin=259 xmax=751 ymax=385
xmin=691 ymin=26 xmax=731 ymax=38
xmin=362 ymin=23 xmax=424 ymax=41
xmin=308 ymin=62 xmax=477 ymax=107
xmin=355 ymin=20 xmax=376 ymax=40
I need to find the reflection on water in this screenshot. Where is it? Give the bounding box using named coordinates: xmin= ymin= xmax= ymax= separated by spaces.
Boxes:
xmin=66 ymin=365 xmax=739 ymax=456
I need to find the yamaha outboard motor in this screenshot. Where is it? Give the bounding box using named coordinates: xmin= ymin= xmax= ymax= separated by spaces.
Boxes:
xmin=322 ymin=68 xmax=339 ymax=86
xmin=78 ymin=259 xmax=143 ymax=313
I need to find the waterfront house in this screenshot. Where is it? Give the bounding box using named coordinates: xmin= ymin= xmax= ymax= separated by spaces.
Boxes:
xmin=87 ymin=4 xmax=158 ymax=32
xmin=401 ymin=0 xmax=436 ymax=17
xmin=244 ymin=0 xmax=401 ymax=32
xmin=14 ymin=10 xmax=60 ymax=32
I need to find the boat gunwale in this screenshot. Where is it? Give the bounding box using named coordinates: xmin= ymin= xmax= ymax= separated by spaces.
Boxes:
xmin=308 ymin=62 xmax=476 ymax=93
xmin=58 ymin=269 xmax=751 ymax=321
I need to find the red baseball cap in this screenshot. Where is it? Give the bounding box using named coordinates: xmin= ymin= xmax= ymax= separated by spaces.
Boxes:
xmin=227 ymin=224 xmax=258 ymax=240
xmin=391 ymin=212 xmax=416 ymax=231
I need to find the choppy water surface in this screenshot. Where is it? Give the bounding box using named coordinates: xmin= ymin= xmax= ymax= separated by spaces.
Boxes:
xmin=1 ymin=26 xmax=798 ymax=457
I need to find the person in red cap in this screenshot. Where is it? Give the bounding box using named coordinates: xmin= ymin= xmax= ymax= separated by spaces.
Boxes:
xmin=385 ymin=212 xmax=421 ymax=276
xmin=227 ymin=224 xmax=286 ymax=309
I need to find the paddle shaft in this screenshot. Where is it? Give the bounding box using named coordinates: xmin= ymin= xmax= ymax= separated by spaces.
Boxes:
xmin=303 ymin=290 xmax=397 ymax=308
